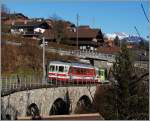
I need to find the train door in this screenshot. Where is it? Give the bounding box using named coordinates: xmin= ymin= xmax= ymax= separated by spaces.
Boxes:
xmin=99 ymin=69 xmax=105 ymax=82
xmin=95 ymin=67 xmax=101 ymax=82
xmin=99 ymin=68 xmax=108 ymax=83
xmin=68 ymin=66 xmax=73 ymax=82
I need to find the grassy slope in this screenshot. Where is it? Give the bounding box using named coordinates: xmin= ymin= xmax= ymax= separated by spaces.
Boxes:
xmin=2 ymin=34 xmax=78 ymax=75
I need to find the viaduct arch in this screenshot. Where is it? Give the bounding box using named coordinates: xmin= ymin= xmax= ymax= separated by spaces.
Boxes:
xmin=1 ymin=85 xmax=97 ymax=119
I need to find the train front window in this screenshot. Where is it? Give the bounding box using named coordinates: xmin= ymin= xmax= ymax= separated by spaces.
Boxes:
xmin=59 ymin=66 xmax=64 ymax=72
xmin=50 ymin=65 xmax=55 ymax=72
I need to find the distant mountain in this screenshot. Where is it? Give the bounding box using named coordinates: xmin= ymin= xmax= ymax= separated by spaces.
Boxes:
xmin=105 ymin=32 xmax=128 ymax=40
xmin=104 ymin=32 xmax=146 ymax=44
xmin=123 ymin=36 xmax=146 ymax=44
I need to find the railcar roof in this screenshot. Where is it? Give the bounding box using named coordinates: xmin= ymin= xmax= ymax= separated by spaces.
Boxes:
xmin=48 ymin=61 xmax=94 ymax=68
xmin=49 ymin=61 xmax=71 ymax=66
xmin=71 ymin=62 xmax=93 ymax=68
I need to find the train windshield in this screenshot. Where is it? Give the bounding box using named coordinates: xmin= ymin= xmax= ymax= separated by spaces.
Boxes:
xmin=50 ymin=65 xmax=55 ymax=72
xmin=59 ymin=66 xmax=64 ymax=72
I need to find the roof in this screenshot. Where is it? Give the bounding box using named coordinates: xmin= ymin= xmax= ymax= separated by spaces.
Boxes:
xmin=42 ymin=20 xmax=104 ymax=41
xmin=43 ymin=27 xmax=104 ymax=46
xmin=71 ymin=62 xmax=94 ymax=68
xmin=49 ymin=61 xmax=71 ymax=66
xmin=49 ymin=60 xmax=94 ymax=68
xmin=2 ymin=13 xmax=28 ymax=20
xmin=67 ymin=27 xmax=100 ymax=38
xmin=65 ymin=40 xmax=98 ymax=46
xmin=11 ymin=21 xmax=50 ymax=29
xmin=78 ymin=25 xmax=90 ymax=29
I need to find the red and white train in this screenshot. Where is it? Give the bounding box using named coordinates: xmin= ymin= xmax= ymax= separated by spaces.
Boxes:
xmin=47 ymin=61 xmax=98 ymax=84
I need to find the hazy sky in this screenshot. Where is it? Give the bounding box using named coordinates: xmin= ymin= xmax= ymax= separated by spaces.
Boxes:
xmin=2 ymin=0 xmax=149 ymax=38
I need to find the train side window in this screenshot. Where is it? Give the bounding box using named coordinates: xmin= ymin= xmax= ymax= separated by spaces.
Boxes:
xmin=81 ymin=68 xmax=85 ymax=75
xmin=87 ymin=69 xmax=91 ymax=75
xmin=85 ymin=69 xmax=88 ymax=75
xmin=80 ymin=69 xmax=82 ymax=74
xmin=77 ymin=68 xmax=81 ymax=74
xmin=50 ymin=65 xmax=55 ymax=72
xmin=74 ymin=67 xmax=77 ymax=74
xmin=59 ymin=66 xmax=64 ymax=72
xmin=90 ymin=69 xmax=93 ymax=75
xmin=91 ymin=70 xmax=94 ymax=75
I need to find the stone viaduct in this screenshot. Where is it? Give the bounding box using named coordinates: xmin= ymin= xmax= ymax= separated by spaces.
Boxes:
xmin=1 ymin=85 xmax=98 ymax=119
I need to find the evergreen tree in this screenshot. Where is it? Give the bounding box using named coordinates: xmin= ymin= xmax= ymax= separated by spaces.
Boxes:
xmin=93 ymin=42 xmax=148 ymax=120
xmin=112 ymin=43 xmax=133 ymax=119
xmin=94 ymin=42 xmax=149 ymax=120
xmin=114 ymin=36 xmax=120 ymax=47
xmin=111 ymin=43 xmax=148 ymax=119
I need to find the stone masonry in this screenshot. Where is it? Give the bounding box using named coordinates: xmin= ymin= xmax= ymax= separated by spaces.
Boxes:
xmin=1 ymin=85 xmax=97 ymax=119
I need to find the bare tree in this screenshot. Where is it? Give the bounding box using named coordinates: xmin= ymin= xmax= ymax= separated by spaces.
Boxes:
xmin=49 ymin=14 xmax=68 ymax=44
xmin=1 ymin=4 xmax=10 ymax=15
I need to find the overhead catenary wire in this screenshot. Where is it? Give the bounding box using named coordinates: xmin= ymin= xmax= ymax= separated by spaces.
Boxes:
xmin=140 ymin=2 xmax=149 ymax=23
xmin=134 ymin=26 xmax=141 ymax=38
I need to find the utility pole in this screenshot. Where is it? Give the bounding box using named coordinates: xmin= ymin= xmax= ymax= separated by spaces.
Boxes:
xmin=42 ymin=37 xmax=46 ymax=83
xmin=92 ymin=17 xmax=95 ymax=28
xmin=76 ymin=13 xmax=79 ymax=50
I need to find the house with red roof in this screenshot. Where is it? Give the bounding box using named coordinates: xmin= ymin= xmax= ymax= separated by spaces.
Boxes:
xmin=43 ymin=25 xmax=104 ymax=50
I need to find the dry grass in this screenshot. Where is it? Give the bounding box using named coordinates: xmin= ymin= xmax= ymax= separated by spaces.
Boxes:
xmin=2 ymin=42 xmax=77 ymax=75
xmin=47 ymin=42 xmax=76 ymax=50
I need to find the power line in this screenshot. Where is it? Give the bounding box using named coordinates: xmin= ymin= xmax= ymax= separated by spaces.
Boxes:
xmin=134 ymin=26 xmax=141 ymax=37
xmin=140 ymin=3 xmax=149 ymax=23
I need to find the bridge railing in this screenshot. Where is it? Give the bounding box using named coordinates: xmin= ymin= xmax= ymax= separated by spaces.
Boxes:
xmin=46 ymin=48 xmax=116 ymax=62
xmin=1 ymin=75 xmax=101 ymax=95
xmin=69 ymin=49 xmax=115 ymax=60
xmin=1 ymin=75 xmax=43 ymax=93
xmin=134 ymin=62 xmax=149 ymax=69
